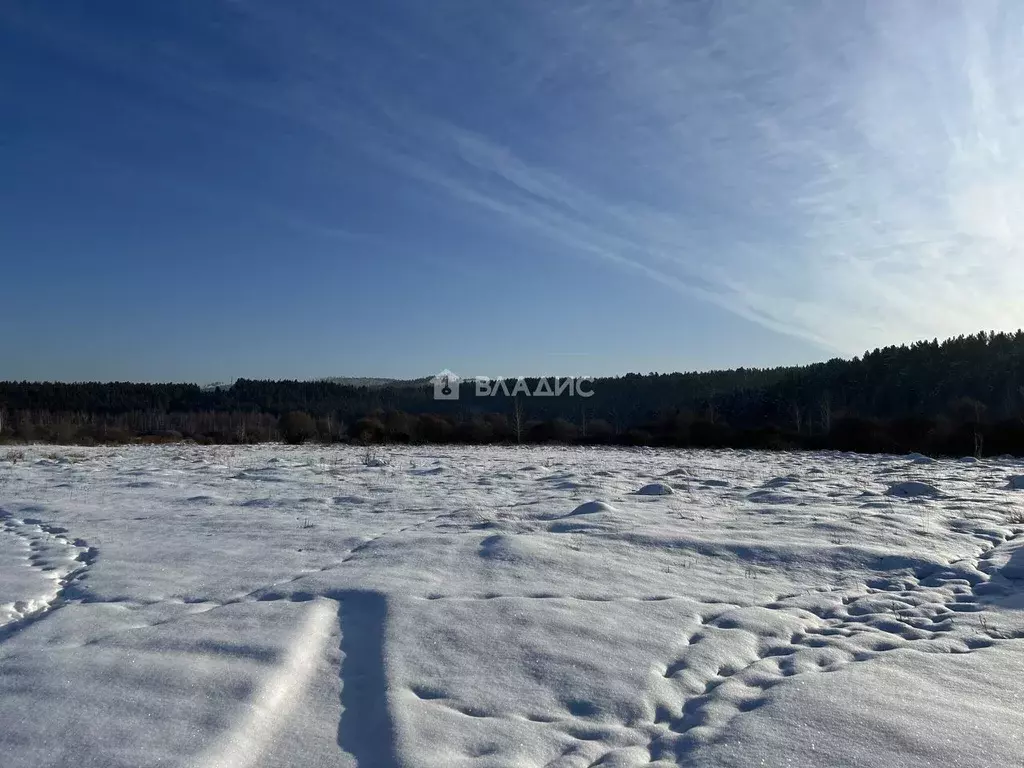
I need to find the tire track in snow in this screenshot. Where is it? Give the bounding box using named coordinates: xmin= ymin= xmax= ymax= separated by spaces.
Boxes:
xmin=190 ymin=598 xmax=336 ymax=768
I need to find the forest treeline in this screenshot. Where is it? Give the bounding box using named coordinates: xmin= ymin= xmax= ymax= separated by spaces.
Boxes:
xmin=3 ymin=330 xmax=1024 ymax=456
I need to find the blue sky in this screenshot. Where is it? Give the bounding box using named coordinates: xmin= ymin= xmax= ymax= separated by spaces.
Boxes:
xmin=3 ymin=1 xmax=1022 ymax=383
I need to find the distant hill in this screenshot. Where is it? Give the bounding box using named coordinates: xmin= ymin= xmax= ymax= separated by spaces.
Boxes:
xmin=317 ymin=377 xmax=429 ymax=388
xmin=202 ymin=377 xmax=431 ymax=391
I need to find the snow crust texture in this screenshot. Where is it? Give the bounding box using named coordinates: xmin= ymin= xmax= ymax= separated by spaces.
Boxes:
xmin=1 ymin=445 xmax=1023 ymax=768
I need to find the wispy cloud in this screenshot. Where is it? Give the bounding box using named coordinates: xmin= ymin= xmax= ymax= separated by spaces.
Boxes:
xmin=339 ymin=0 xmax=1024 ymax=354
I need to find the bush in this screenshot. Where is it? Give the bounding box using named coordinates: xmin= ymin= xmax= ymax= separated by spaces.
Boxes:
xmin=279 ymin=411 xmax=316 ymax=445
xmin=419 ymin=414 xmax=454 ymax=443
xmin=13 ymin=419 xmax=35 ymax=441
xmin=350 ymin=417 xmax=385 ymax=443
xmin=528 ymin=418 xmax=578 ymax=444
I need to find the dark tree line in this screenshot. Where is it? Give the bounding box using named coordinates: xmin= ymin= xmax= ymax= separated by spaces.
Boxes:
xmin=3 ymin=330 xmax=1024 ymax=456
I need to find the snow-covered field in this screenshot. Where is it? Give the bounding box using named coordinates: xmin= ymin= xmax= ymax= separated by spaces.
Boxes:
xmin=1 ymin=445 xmax=1023 ymax=768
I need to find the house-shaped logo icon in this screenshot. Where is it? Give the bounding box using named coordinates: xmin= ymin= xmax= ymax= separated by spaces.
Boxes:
xmin=431 ymin=369 xmax=460 ymax=400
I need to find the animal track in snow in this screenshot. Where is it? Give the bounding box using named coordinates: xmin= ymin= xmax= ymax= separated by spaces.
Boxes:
xmin=0 ymin=512 xmax=94 ymax=640
xmin=228 ymin=509 xmax=459 ymax=604
xmin=636 ymin=527 xmax=1024 ymax=762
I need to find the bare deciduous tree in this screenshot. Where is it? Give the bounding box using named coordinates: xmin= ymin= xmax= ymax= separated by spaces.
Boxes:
xmin=511 ymin=396 xmax=526 ymax=444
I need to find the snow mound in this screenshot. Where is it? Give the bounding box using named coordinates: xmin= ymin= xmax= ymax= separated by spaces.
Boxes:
xmin=746 ymin=490 xmax=801 ymax=504
xmin=1005 ymin=475 xmax=1024 ymax=490
xmin=911 ymin=455 xmax=936 ymax=465
xmin=663 ymin=467 xmax=694 ymax=477
xmin=478 ymin=534 xmax=541 ymax=563
xmin=568 ymin=501 xmax=618 ymax=516
xmin=634 ymin=482 xmax=674 ymax=496
xmin=411 ymin=466 xmax=445 ymax=475
xmin=552 ymin=480 xmax=587 ymax=491
xmin=885 ymin=481 xmax=941 ymax=498
xmin=959 ymin=456 xmax=980 ymax=463
xmin=184 ymin=495 xmax=219 ymax=505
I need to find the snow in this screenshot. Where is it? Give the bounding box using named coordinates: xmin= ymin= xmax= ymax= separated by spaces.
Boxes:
xmin=635 ymin=482 xmax=675 ymax=496
xmin=885 ymin=480 xmax=942 ymax=497
xmin=567 ymin=500 xmax=619 ymax=516
xmin=1 ymin=444 xmax=1023 ymax=767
